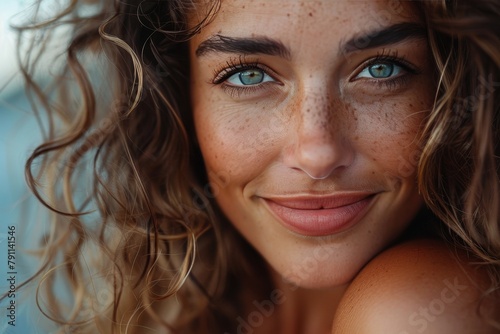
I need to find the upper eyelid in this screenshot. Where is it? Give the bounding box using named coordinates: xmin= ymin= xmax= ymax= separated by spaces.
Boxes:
xmin=212 ymin=62 xmax=278 ymax=85
xmin=350 ymin=56 xmax=419 ymax=81
xmin=362 ymin=57 xmax=411 ymax=71
xmin=210 ymin=53 xmax=419 ymax=86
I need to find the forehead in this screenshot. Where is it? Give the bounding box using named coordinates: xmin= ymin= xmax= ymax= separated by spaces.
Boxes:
xmin=191 ymin=0 xmax=421 ymax=49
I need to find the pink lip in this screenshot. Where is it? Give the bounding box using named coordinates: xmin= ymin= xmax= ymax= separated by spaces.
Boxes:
xmin=262 ymin=193 xmax=376 ymax=236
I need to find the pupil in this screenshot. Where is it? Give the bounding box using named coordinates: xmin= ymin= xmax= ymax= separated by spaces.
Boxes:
xmin=239 ymin=70 xmax=264 ymax=85
xmin=368 ymin=64 xmax=394 ymax=78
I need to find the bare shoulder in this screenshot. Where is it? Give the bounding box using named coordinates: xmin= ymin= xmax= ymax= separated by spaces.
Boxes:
xmin=332 ymin=239 xmax=499 ymax=334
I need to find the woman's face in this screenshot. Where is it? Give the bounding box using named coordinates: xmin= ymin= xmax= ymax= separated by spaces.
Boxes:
xmin=190 ymin=0 xmax=434 ymax=288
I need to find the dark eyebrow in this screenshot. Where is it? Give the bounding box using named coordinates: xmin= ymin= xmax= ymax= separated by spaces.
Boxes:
xmin=340 ymin=22 xmax=427 ymax=55
xmin=195 ymin=34 xmax=291 ymax=59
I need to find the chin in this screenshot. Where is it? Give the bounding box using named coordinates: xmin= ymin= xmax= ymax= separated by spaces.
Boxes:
xmin=270 ymin=249 xmax=373 ymax=290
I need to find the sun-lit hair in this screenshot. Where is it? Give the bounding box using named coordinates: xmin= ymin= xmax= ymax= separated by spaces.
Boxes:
xmin=2 ymin=0 xmax=499 ymax=332
xmin=418 ymin=0 xmax=500 ymax=326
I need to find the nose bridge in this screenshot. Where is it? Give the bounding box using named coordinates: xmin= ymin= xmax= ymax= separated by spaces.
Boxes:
xmin=287 ymin=81 xmax=352 ymax=179
xmin=298 ymin=88 xmax=335 ymax=140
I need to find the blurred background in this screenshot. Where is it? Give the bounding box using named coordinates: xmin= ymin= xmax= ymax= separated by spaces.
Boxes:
xmin=1 ymin=1 xmax=47 ymax=333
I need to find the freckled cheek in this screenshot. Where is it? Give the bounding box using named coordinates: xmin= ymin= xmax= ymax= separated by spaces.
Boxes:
xmin=194 ymin=101 xmax=285 ymax=178
xmin=350 ymin=100 xmax=427 ymax=177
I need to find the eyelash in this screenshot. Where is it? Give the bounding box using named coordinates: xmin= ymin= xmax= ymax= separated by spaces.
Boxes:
xmin=211 ymin=57 xmax=279 ymax=96
xmin=211 ymin=52 xmax=419 ymax=95
xmin=353 ymin=52 xmax=419 ymax=90
xmin=212 ymin=57 xmax=268 ymax=84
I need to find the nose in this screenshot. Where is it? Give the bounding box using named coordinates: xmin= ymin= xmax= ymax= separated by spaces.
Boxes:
xmin=285 ymin=91 xmax=353 ymax=179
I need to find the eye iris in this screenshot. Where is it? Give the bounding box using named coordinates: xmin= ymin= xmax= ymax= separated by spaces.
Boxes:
xmin=239 ymin=69 xmax=264 ymax=85
xmin=368 ymin=63 xmax=394 ymax=78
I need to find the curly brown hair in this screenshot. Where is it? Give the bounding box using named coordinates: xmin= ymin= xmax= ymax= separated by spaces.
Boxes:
xmin=3 ymin=0 xmax=500 ymax=332
xmin=419 ymin=0 xmax=500 ymax=327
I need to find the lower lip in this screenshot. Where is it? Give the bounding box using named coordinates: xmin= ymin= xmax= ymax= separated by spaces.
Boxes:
xmin=263 ymin=195 xmax=375 ymax=237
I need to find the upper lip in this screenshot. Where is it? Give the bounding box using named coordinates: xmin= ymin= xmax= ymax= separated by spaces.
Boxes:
xmin=262 ymin=193 xmax=376 ymax=210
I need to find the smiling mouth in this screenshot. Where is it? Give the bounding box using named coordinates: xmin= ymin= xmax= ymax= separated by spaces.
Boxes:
xmin=262 ymin=193 xmax=377 ymax=236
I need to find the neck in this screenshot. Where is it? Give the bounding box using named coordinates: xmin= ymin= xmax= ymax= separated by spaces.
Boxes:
xmin=238 ymin=267 xmax=348 ymax=334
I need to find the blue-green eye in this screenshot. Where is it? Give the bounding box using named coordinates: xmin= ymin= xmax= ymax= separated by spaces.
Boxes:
xmin=356 ymin=62 xmax=403 ymax=79
xmin=226 ymin=68 xmax=275 ymax=86
xmin=369 ymin=63 xmax=395 ymax=78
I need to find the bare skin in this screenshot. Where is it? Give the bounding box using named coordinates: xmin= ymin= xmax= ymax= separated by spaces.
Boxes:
xmin=188 ymin=1 xmax=497 ymax=332
xmin=332 ymin=239 xmax=497 ymax=333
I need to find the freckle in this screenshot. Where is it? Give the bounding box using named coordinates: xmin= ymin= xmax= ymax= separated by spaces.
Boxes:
xmin=409 ymin=103 xmax=413 ymax=108
xmin=354 ymin=136 xmax=359 ymax=140
xmin=308 ymin=12 xmax=313 ymax=17
xmin=306 ymin=108 xmax=310 ymax=113
xmin=287 ymin=13 xmax=290 ymax=17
